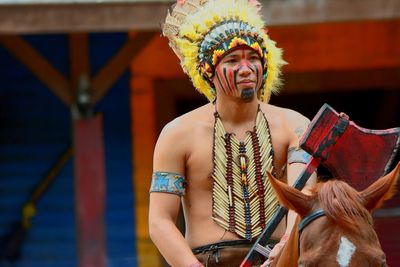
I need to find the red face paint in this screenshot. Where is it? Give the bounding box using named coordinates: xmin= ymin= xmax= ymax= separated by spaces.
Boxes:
xmin=253 ymin=63 xmax=263 ymax=92
xmin=213 ymin=47 xmax=263 ymax=100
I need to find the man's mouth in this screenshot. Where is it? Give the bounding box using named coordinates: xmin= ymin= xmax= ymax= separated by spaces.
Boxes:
xmin=238 ymin=80 xmax=255 ymax=86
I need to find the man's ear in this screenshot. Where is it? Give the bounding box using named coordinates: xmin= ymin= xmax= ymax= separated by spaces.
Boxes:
xmin=359 ymin=162 xmax=400 ymax=211
xmin=267 ymin=172 xmax=313 ymax=217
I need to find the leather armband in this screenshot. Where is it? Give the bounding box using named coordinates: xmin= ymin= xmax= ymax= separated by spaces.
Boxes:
xmin=149 ymin=171 xmax=186 ymax=196
xmin=287 ymin=147 xmax=311 ymax=165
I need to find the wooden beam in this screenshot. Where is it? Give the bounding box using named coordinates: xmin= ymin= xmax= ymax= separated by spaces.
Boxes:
xmin=282 ymin=68 xmax=400 ymax=94
xmin=131 ymin=35 xmax=183 ymax=78
xmin=91 ymin=32 xmax=155 ymax=104
xmin=130 ymin=76 xmax=162 ymax=267
xmin=263 ymin=0 xmax=400 ymax=26
xmin=69 ymin=33 xmax=90 ymax=98
xmin=1 ymin=0 xmax=400 ymax=33
xmin=271 ymin=20 xmax=400 ymax=73
xmin=0 ymin=2 xmax=172 ymax=34
xmin=0 ymin=35 xmax=72 ymax=105
xmin=131 ymin=20 xmax=400 ymax=80
xmin=73 ymin=114 xmax=107 ymax=267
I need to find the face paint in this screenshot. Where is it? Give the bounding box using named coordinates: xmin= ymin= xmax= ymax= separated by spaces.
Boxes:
xmin=213 ymin=48 xmax=263 ymax=101
xmin=223 ymin=68 xmax=235 ymax=95
xmin=253 ymin=63 xmax=263 ymax=92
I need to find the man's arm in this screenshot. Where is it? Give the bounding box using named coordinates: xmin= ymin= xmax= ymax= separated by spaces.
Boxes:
xmin=285 ymin=114 xmax=317 ymax=236
xmin=149 ymin=121 xmax=202 ymax=267
xmin=266 ymin=111 xmax=316 ymax=264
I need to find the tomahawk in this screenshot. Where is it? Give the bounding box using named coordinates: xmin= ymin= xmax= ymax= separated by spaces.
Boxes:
xmin=241 ymin=103 xmax=400 ymax=266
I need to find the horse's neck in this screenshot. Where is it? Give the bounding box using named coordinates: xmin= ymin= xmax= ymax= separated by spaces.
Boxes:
xmin=271 ymin=216 xmax=300 ymax=267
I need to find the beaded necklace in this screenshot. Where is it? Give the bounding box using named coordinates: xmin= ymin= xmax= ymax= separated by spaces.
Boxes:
xmin=211 ymin=106 xmax=278 ymax=240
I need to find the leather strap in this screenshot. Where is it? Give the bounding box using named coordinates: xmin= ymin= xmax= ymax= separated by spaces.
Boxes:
xmin=298 ymin=209 xmax=326 ymax=234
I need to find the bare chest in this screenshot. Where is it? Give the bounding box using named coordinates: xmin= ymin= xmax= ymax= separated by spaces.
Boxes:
xmin=184 ymin=121 xmax=288 ymax=190
xmin=185 ymin=130 xmax=214 ymax=190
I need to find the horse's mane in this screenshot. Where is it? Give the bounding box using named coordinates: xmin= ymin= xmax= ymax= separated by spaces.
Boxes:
xmin=314 ymin=180 xmax=372 ymax=231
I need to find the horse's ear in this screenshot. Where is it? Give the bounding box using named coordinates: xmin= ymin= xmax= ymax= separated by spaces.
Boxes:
xmin=267 ymin=172 xmax=313 ymax=217
xmin=359 ymin=162 xmax=400 ymax=211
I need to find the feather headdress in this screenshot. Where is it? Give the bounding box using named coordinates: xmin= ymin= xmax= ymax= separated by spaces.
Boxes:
xmin=163 ymin=0 xmax=286 ymax=102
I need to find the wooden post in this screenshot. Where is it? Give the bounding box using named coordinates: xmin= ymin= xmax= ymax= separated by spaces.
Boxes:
xmin=130 ymin=76 xmax=162 ymax=267
xmin=73 ymin=114 xmax=107 ymax=267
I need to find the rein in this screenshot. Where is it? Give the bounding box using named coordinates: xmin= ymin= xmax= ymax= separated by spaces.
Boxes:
xmin=297 ymin=209 xmax=326 ymax=254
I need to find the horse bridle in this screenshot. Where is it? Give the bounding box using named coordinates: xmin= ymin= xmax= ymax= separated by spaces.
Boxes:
xmin=297 ymin=209 xmax=326 ymax=254
xmin=262 ymin=209 xmax=326 ymax=267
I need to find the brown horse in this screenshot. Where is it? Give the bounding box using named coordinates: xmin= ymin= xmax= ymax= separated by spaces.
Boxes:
xmin=268 ymin=162 xmax=399 ymax=267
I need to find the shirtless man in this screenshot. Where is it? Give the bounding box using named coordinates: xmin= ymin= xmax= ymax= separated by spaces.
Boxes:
xmin=149 ymin=1 xmax=316 ymax=266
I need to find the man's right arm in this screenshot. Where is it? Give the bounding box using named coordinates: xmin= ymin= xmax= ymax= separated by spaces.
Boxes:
xmin=149 ymin=120 xmax=203 ymax=267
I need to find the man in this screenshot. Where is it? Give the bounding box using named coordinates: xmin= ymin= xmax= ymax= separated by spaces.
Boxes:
xmin=149 ymin=0 xmax=316 ymax=266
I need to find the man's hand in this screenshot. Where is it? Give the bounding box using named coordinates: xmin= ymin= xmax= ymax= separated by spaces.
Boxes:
xmin=260 ymin=234 xmax=289 ymax=267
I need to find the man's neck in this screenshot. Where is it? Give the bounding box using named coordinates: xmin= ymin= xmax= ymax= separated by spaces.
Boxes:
xmin=215 ymin=96 xmax=259 ymax=125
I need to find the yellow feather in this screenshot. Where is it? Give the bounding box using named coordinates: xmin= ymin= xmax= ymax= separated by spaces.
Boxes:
xmin=163 ymin=0 xmax=286 ymax=102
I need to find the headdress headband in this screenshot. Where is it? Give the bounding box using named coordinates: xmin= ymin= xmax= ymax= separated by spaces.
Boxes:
xmin=163 ymin=0 xmax=286 ymax=102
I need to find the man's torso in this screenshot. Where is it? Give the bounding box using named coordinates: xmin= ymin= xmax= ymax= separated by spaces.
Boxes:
xmin=177 ymin=103 xmax=292 ymax=248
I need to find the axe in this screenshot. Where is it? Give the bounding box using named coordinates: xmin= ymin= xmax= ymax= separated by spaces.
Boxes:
xmin=240 ymin=103 xmax=400 ymax=266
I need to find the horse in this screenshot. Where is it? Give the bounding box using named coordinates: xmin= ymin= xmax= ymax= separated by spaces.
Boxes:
xmin=267 ymin=162 xmax=399 ymax=267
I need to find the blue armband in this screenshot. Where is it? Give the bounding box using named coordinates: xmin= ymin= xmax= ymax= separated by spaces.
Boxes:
xmin=287 ymin=147 xmax=312 ymax=164
xmin=149 ymin=171 xmax=186 ymax=196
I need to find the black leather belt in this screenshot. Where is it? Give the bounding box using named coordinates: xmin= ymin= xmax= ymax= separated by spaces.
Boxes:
xmin=192 ymin=239 xmax=278 ymax=255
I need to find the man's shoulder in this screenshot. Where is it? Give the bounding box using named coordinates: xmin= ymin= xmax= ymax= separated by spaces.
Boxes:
xmin=262 ymin=103 xmax=310 ymax=125
xmin=160 ymin=103 xmax=214 ymax=138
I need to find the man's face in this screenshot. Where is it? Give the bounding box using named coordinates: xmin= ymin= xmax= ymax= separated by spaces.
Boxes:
xmin=212 ymin=47 xmax=263 ymax=102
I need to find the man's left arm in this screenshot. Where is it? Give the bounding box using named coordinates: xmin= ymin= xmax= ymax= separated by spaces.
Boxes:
xmin=265 ymin=113 xmax=316 ymax=265
xmin=285 ymin=116 xmax=317 ymax=237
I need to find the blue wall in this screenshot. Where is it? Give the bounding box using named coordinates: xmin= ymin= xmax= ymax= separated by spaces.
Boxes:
xmin=0 ymin=32 xmax=136 ymax=266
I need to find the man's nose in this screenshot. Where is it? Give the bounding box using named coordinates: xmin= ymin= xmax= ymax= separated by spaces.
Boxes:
xmin=238 ymin=60 xmax=252 ymax=76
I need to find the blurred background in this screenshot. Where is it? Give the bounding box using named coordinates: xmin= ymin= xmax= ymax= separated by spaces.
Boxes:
xmin=0 ymin=0 xmax=399 ymax=266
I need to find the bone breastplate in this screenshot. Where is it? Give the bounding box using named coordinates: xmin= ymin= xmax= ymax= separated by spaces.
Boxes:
xmin=211 ymin=108 xmax=278 ymax=240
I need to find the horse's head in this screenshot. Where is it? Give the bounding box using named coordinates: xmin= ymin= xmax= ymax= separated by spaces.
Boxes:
xmin=268 ymin=162 xmax=399 ymax=267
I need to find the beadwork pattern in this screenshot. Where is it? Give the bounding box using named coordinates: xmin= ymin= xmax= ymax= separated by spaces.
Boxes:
xmin=211 ymin=109 xmax=278 ymax=240
xmin=162 ymin=0 xmax=286 ymax=103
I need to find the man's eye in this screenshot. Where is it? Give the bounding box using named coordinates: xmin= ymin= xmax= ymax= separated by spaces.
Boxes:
xmin=225 ymin=59 xmax=237 ymax=63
